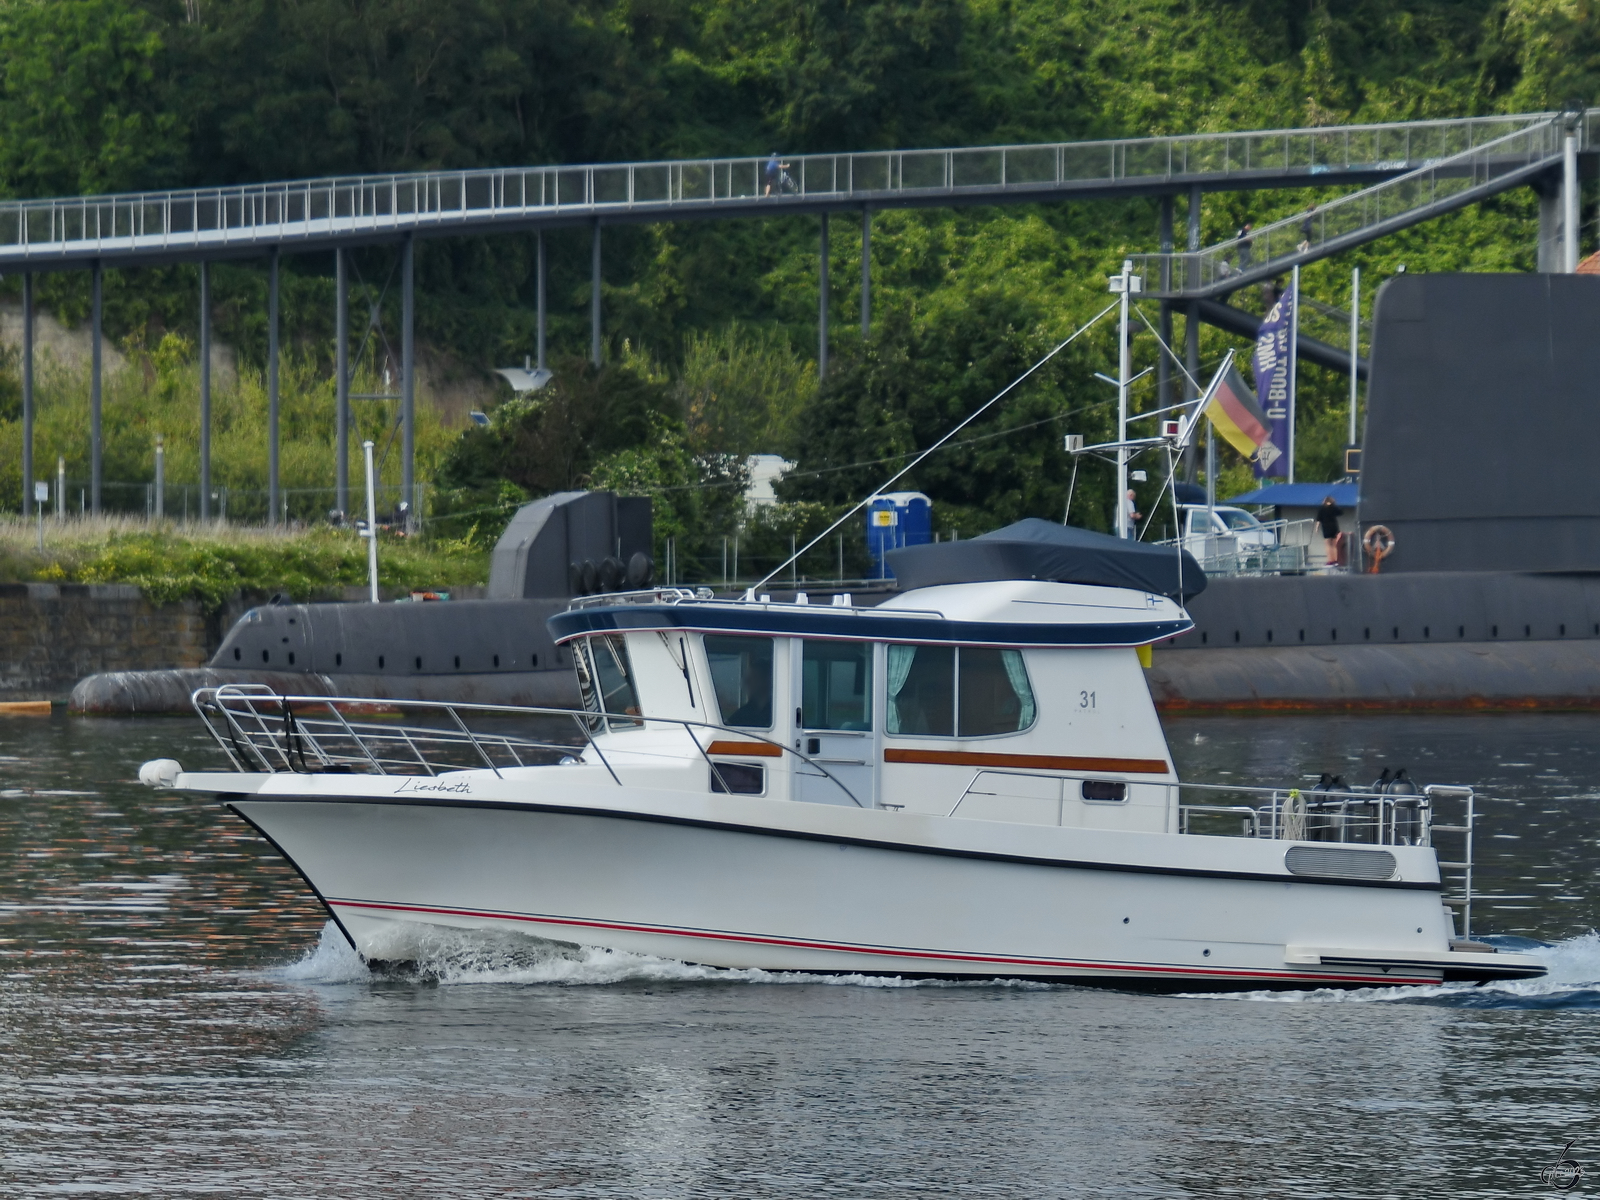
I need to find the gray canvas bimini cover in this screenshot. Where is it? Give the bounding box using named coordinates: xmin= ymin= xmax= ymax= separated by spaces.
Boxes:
xmin=886 ymin=518 xmax=1207 ymax=601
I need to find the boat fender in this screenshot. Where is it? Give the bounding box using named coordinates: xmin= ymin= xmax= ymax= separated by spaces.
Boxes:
xmin=1384 ymin=768 xmax=1419 ymax=796
xmin=1362 ymin=524 xmax=1395 ymax=573
xmin=139 ymin=758 xmax=183 ymax=788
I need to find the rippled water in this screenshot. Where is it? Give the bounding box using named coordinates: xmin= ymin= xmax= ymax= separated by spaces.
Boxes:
xmin=3 ymin=712 xmax=1600 ymax=1197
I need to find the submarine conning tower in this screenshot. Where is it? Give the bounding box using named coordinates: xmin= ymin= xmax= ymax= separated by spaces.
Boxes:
xmin=1152 ymin=272 xmax=1600 ymax=709
xmin=1360 ymin=272 xmax=1600 ymax=574
xmin=203 ymin=491 xmax=651 ymax=698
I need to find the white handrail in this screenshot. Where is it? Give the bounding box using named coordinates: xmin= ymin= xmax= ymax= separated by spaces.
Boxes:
xmin=192 ymin=685 xmax=865 ymax=806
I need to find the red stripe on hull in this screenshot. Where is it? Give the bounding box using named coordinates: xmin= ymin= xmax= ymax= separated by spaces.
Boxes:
xmin=329 ymin=898 xmax=1440 ymax=986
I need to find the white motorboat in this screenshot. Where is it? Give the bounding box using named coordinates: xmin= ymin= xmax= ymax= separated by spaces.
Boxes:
xmin=143 ymin=520 xmax=1545 ymax=989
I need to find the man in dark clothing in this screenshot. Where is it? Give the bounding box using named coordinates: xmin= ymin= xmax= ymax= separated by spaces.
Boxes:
xmin=1316 ymin=495 xmax=1343 ymax=566
xmin=1298 ymin=203 xmax=1318 ymax=252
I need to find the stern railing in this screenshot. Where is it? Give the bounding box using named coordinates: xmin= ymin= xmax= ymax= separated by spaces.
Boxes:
xmin=1178 ymin=781 xmax=1476 ymax=936
xmin=192 ymin=685 xmax=864 ymax=806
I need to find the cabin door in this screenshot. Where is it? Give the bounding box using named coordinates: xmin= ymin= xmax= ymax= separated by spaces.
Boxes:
xmin=791 ymin=639 xmax=877 ymax=807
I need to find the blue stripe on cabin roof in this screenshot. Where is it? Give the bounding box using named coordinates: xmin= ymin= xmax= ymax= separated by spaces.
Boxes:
xmin=547 ymin=604 xmax=1191 ymax=648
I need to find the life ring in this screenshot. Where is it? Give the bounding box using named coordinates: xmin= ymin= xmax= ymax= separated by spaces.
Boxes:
xmin=1362 ymin=525 xmax=1395 ymax=574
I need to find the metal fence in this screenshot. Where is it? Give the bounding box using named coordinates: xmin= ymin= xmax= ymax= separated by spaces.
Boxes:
xmin=40 ymin=480 xmax=427 ymax=526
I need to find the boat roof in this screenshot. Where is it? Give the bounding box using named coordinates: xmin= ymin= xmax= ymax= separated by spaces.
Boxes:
xmin=1227 ymin=481 xmax=1358 ymax=507
xmin=547 ymin=578 xmax=1192 ymax=648
xmin=886 ymin=518 xmax=1206 ymax=601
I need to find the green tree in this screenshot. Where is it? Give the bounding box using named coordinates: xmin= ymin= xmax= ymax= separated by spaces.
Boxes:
xmin=0 ymin=0 xmax=184 ymax=196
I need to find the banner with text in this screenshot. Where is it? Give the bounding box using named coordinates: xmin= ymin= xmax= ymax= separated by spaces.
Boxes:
xmin=1250 ymin=287 xmax=1294 ymax=478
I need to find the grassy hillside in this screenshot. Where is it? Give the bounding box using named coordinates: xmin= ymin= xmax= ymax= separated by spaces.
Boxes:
xmin=0 ymin=516 xmax=487 ymax=609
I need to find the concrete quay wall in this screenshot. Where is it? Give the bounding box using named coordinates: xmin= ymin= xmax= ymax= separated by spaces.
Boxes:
xmin=0 ymin=583 xmax=215 ymax=701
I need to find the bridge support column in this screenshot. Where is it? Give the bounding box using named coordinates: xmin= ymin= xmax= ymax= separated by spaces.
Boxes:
xmin=268 ymin=248 xmax=280 ymax=526
xmin=1157 ymin=196 xmax=1174 ymax=411
xmin=1183 ymin=301 xmax=1201 ymax=483
xmin=402 ymin=233 xmax=416 ymax=532
xmin=1182 ymin=185 xmax=1201 ymax=482
xmin=861 ymin=208 xmax=871 ymax=338
xmin=819 ymin=216 xmax=830 ymax=378
xmin=1564 ymin=131 xmax=1580 ymax=272
xmin=536 ymin=231 xmax=546 ymax=371
xmin=1535 ymin=163 xmax=1580 ymax=274
xmin=199 ymin=262 xmax=210 ymax=520
xmin=335 ymin=248 xmax=349 ymax=517
xmin=21 ymin=274 xmax=32 ymax=517
xmin=591 ymin=220 xmax=602 ymax=366
xmin=91 ymin=262 xmax=102 ymax=516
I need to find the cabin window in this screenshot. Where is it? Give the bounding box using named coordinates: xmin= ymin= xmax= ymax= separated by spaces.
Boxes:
xmin=887 ymin=645 xmax=1036 ymax=737
xmin=574 ymin=634 xmax=642 ymax=729
xmin=885 ymin=645 xmax=954 ymax=735
xmin=958 ymin=649 xmax=1036 ymax=736
xmin=705 ymin=635 xmax=774 ymax=729
xmin=801 ymin=641 xmax=873 ymax=730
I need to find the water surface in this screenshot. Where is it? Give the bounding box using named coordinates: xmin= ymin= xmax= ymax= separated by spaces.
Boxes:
xmin=2 ymin=712 xmax=1598 ymax=1197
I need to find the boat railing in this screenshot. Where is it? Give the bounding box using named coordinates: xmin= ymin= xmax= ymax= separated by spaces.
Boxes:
xmin=191 ymin=685 xmax=865 ymax=806
xmin=1178 ymin=780 xmax=1476 ymax=936
xmin=1155 ymin=519 xmax=1318 ymax=577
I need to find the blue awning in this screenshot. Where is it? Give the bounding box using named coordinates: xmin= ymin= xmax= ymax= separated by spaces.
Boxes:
xmin=1225 ymin=481 xmax=1359 ymax=507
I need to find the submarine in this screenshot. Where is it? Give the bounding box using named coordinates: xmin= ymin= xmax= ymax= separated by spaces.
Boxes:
xmin=73 ymin=271 xmax=1600 ymax=714
xmin=69 ymin=491 xmax=650 ymax=713
xmin=1149 ymin=270 xmax=1600 ymax=709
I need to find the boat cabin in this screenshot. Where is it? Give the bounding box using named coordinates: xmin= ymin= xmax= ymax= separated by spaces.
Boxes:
xmin=547 ymin=520 xmax=1204 ymax=835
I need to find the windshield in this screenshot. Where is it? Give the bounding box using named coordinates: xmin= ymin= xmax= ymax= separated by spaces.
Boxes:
xmin=1220 ymin=509 xmax=1263 ymax=530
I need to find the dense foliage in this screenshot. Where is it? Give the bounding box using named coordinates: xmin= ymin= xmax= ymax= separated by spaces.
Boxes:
xmin=0 ymin=0 xmax=1595 ymax=577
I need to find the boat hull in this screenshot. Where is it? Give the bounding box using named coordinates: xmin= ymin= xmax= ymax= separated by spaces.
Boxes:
xmin=227 ymin=788 xmax=1540 ymax=990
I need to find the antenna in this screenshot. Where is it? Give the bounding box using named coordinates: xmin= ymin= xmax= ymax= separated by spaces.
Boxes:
xmin=748 ymin=298 xmax=1120 ymax=595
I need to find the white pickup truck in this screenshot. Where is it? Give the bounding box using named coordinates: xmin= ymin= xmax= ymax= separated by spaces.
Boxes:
xmin=1175 ymin=504 xmax=1277 ymax=553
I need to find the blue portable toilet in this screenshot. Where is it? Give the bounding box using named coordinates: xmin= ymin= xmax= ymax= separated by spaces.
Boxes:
xmin=866 ymin=492 xmax=933 ymax=579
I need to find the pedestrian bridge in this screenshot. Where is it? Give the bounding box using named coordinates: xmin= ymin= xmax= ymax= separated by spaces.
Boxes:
xmin=11 ymin=105 xmax=1595 ymax=525
xmin=1 ymin=109 xmax=1591 ymax=270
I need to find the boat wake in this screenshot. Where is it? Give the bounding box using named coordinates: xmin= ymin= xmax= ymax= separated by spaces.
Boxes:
xmin=271 ymin=920 xmax=1600 ymax=1005
xmin=271 ymin=920 xmax=1054 ymax=990
xmin=1182 ymin=931 xmax=1600 ymax=1009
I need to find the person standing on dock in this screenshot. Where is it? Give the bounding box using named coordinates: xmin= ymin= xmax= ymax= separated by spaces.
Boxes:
xmin=1316 ymin=495 xmax=1343 ymax=567
xmin=1124 ymin=490 xmax=1142 ymax=539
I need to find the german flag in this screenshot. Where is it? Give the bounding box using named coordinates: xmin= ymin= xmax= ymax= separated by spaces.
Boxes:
xmin=1205 ymin=365 xmax=1273 ymax=459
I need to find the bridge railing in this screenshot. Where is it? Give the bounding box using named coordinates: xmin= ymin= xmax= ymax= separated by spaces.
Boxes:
xmin=1131 ymin=119 xmax=1566 ymax=295
xmin=0 ymin=112 xmax=1577 ymax=260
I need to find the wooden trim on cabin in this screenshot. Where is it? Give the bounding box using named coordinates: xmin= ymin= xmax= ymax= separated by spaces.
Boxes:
xmin=707 ymin=740 xmax=784 ymax=758
xmin=883 ymin=748 xmax=1170 ymax=775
